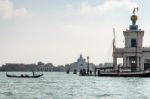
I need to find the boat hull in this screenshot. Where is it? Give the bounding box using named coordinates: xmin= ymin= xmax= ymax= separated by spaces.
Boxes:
xmin=99 ymin=71 xmax=150 ymax=77
xmin=6 ymin=74 xmax=43 ymax=78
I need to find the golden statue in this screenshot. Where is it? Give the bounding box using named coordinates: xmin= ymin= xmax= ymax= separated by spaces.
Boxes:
xmin=131 ymin=7 xmax=139 ymax=25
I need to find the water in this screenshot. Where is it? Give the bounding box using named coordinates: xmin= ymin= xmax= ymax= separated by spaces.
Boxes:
xmin=0 ymin=72 xmax=150 ymax=99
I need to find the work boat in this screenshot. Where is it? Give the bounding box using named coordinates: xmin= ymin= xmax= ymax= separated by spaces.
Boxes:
xmin=97 ymin=8 xmax=150 ymax=77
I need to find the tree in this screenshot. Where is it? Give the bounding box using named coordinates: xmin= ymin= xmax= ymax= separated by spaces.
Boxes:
xmin=37 ymin=61 xmax=45 ymax=66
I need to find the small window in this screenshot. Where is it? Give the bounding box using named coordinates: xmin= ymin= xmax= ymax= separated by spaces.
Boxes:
xmin=131 ymin=60 xmax=136 ymax=63
xmin=80 ymin=64 xmax=83 ymax=66
xmin=131 ymin=39 xmax=137 ymax=47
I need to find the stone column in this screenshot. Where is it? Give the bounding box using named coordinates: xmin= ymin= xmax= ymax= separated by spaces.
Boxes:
xmin=126 ymin=56 xmax=129 ymax=67
xmin=113 ymin=56 xmax=117 ymax=70
xmin=123 ymin=56 xmax=126 ymax=67
xmin=141 ymin=56 xmax=144 ymax=71
xmin=139 ymin=56 xmax=141 ymax=71
xmin=137 ymin=56 xmax=139 ymax=71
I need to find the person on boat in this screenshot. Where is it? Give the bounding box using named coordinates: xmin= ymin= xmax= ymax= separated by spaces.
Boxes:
xmin=94 ymin=67 xmax=96 ymax=76
xmin=90 ymin=70 xmax=92 ymax=75
xmin=98 ymin=70 xmax=101 ymax=76
xmin=21 ymin=74 xmax=24 ymax=77
xmin=117 ymin=65 xmax=120 ymax=73
xmin=32 ymin=71 xmax=35 ymax=76
xmin=83 ymin=69 xmax=86 ymax=76
xmin=79 ymin=69 xmax=82 ymax=76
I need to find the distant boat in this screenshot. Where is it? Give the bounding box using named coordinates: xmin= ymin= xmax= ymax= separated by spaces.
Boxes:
xmin=6 ymin=72 xmax=43 ymax=78
xmin=66 ymin=70 xmax=70 ymax=74
xmin=66 ymin=67 xmax=70 ymax=74
xmin=73 ymin=69 xmax=77 ymax=74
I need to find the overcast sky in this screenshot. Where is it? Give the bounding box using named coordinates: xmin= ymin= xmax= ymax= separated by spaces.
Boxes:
xmin=0 ymin=0 xmax=150 ymax=66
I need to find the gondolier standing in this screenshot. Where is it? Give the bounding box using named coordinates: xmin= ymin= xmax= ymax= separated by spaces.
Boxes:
xmin=32 ymin=71 xmax=35 ymax=76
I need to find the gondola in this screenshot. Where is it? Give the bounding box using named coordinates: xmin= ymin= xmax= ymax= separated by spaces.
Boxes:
xmin=6 ymin=73 xmax=43 ymax=78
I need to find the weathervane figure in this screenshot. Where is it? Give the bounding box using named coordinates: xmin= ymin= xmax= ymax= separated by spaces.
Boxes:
xmin=133 ymin=7 xmax=139 ymax=15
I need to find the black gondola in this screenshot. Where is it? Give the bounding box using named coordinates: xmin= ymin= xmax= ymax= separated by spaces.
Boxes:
xmin=6 ymin=72 xmax=43 ymax=78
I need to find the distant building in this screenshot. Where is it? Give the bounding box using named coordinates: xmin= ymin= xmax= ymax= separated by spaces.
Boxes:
xmin=0 ymin=62 xmax=55 ymax=72
xmin=77 ymin=54 xmax=87 ymax=71
xmin=36 ymin=63 xmax=54 ymax=71
xmin=53 ymin=65 xmax=65 ymax=72
xmin=67 ymin=54 xmax=95 ymax=72
xmin=104 ymin=63 xmax=113 ymax=67
xmin=1 ymin=63 xmax=37 ymax=71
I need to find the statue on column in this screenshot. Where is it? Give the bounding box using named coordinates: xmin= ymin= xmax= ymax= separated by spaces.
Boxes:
xmin=131 ymin=7 xmax=139 ymax=25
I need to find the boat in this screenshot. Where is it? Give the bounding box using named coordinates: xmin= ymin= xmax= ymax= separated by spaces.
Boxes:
xmin=66 ymin=70 xmax=70 ymax=74
xmin=66 ymin=67 xmax=70 ymax=74
xmin=6 ymin=72 xmax=43 ymax=78
xmin=73 ymin=69 xmax=77 ymax=74
xmin=98 ymin=71 xmax=150 ymax=77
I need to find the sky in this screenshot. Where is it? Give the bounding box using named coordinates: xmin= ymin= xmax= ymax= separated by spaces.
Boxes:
xmin=0 ymin=0 xmax=150 ymax=66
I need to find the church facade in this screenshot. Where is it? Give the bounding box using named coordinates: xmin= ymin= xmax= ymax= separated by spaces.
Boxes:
xmin=68 ymin=54 xmax=95 ymax=72
xmin=113 ymin=9 xmax=150 ymax=72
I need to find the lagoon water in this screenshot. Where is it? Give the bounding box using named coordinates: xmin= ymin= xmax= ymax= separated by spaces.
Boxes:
xmin=0 ymin=72 xmax=150 ymax=99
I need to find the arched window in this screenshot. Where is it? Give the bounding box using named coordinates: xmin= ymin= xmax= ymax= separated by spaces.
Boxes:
xmin=131 ymin=39 xmax=137 ymax=47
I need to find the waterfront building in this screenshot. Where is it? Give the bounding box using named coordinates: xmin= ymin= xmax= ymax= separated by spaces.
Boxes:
xmin=67 ymin=54 xmax=95 ymax=72
xmin=104 ymin=63 xmax=113 ymax=67
xmin=36 ymin=63 xmax=54 ymax=71
xmin=77 ymin=54 xmax=87 ymax=71
xmin=113 ymin=8 xmax=150 ymax=72
xmin=1 ymin=62 xmax=55 ymax=71
xmin=1 ymin=63 xmax=37 ymax=71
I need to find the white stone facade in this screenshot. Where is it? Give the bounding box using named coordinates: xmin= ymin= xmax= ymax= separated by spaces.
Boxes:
xmin=113 ymin=14 xmax=150 ymax=72
xmin=77 ymin=54 xmax=87 ymax=71
xmin=69 ymin=54 xmax=95 ymax=72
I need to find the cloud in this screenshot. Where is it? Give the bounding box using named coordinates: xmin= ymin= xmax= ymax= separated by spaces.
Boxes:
xmin=66 ymin=4 xmax=73 ymax=10
xmin=80 ymin=0 xmax=139 ymax=15
xmin=60 ymin=24 xmax=74 ymax=29
xmin=0 ymin=0 xmax=29 ymax=19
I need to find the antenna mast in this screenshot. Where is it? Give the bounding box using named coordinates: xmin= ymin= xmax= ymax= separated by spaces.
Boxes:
xmin=113 ymin=28 xmax=116 ymax=53
xmin=113 ymin=28 xmax=116 ymax=68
